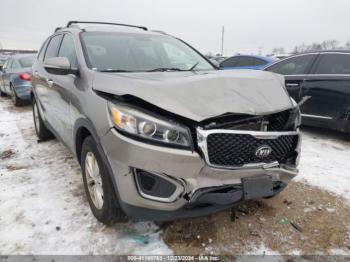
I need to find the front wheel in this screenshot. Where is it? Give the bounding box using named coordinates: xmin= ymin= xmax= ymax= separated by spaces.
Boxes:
xmin=32 ymin=97 xmax=54 ymax=141
xmin=81 ymin=136 xmax=127 ymax=224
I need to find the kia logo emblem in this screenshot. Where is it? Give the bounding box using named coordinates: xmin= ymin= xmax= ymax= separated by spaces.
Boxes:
xmin=255 ymin=145 xmax=272 ymax=158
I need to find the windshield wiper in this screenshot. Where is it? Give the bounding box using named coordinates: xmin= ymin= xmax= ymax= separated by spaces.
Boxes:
xmin=189 ymin=62 xmax=199 ymax=71
xmin=99 ymin=69 xmax=133 ymax=73
xmin=147 ymin=67 xmax=183 ymax=72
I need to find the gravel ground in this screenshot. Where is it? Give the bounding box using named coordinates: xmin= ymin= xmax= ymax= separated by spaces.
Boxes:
xmin=0 ymin=96 xmax=349 ymax=256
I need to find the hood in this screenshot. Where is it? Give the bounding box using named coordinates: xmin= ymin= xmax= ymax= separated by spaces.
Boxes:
xmin=92 ymin=69 xmax=293 ymax=122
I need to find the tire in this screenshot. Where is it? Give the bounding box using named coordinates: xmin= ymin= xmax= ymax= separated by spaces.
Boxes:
xmin=81 ymin=136 xmax=127 ymax=225
xmin=32 ymin=96 xmax=54 ymax=141
xmin=0 ymin=87 xmax=6 ymax=97
xmin=10 ymin=84 xmax=22 ymax=106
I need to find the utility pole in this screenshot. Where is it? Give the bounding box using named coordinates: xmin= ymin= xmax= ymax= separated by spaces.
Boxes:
xmin=221 ymin=26 xmax=224 ymax=56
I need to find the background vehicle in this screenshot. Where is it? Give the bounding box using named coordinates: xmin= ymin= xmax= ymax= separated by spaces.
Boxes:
xmin=220 ymin=55 xmax=273 ymax=70
xmin=211 ymin=56 xmax=227 ymax=63
xmin=31 ymin=21 xmax=301 ymax=224
xmin=0 ymin=52 xmax=15 ymax=70
xmin=0 ymin=54 xmax=36 ymax=105
xmin=265 ymin=50 xmax=350 ymax=133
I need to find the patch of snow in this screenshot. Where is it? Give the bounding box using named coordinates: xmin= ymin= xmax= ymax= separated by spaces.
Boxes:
xmin=0 ymin=99 xmax=172 ymax=255
xmin=296 ymin=129 xmax=350 ymax=202
xmin=330 ymin=248 xmax=349 ymax=255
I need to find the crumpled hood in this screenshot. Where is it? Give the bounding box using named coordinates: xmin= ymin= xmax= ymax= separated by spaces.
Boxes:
xmin=92 ymin=69 xmax=293 ymax=121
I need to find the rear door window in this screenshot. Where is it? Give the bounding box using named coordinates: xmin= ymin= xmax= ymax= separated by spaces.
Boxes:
xmin=266 ymin=54 xmax=316 ymax=75
xmin=220 ymin=57 xmax=240 ymax=67
xmin=11 ymin=60 xmax=19 ymax=69
xmin=19 ymin=57 xmax=35 ymax=68
xmin=251 ymin=57 xmax=267 ymax=66
xmin=313 ymin=53 xmax=350 ymax=74
xmin=236 ymin=56 xmax=261 ymax=67
xmin=6 ymin=59 xmax=13 ymax=69
xmin=44 ymin=34 xmax=63 ymax=60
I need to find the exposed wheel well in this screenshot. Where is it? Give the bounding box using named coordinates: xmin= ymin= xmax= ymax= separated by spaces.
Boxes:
xmin=75 ymin=127 xmax=92 ymax=165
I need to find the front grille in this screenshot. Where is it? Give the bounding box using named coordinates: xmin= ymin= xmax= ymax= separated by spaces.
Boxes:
xmin=206 ymin=133 xmax=299 ymax=167
xmin=267 ymin=110 xmax=291 ymax=131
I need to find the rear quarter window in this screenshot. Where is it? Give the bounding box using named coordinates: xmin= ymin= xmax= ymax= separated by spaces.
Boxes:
xmin=37 ymin=39 xmax=49 ymax=61
xmin=44 ymin=34 xmax=63 ymax=60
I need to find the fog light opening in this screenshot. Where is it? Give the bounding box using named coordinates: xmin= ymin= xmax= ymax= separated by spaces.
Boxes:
xmin=134 ymin=168 xmax=184 ymax=203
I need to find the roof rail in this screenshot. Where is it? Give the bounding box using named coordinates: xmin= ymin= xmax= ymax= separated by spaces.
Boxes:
xmin=150 ymin=30 xmax=168 ymax=35
xmin=66 ymin=21 xmax=148 ymax=31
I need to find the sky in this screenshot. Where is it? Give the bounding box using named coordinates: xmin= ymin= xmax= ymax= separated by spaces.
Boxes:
xmin=0 ymin=0 xmax=349 ymax=56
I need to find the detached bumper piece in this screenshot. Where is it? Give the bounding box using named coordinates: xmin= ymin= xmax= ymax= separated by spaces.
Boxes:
xmin=189 ymin=176 xmax=282 ymax=207
xmin=122 ymin=179 xmax=286 ymax=221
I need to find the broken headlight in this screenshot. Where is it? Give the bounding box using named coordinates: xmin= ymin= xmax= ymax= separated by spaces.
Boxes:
xmin=108 ymin=102 xmax=192 ymax=148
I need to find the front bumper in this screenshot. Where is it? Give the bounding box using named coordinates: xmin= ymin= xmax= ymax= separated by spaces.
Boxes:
xmin=101 ymin=128 xmax=300 ymax=220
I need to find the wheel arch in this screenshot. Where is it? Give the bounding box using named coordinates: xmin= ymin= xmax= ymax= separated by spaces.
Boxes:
xmin=74 ymin=118 xmax=101 ymax=165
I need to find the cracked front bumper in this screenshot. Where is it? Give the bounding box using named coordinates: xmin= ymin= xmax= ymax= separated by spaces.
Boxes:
xmin=100 ymin=128 xmax=300 ymax=220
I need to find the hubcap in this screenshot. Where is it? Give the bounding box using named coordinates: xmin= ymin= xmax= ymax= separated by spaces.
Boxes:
xmin=85 ymin=152 xmax=104 ymax=209
xmin=33 ymin=103 xmax=40 ymax=133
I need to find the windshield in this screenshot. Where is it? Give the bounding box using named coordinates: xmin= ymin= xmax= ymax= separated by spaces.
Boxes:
xmin=18 ymin=56 xmax=35 ymax=68
xmin=81 ymin=32 xmax=214 ymax=72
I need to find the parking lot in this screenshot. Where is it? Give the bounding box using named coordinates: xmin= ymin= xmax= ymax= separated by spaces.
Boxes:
xmin=0 ymin=96 xmax=349 ymax=256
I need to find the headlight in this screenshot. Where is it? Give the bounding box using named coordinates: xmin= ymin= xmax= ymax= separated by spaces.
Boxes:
xmin=108 ymin=102 xmax=192 ymax=148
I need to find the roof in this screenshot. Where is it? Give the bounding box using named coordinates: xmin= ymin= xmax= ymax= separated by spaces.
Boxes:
xmin=11 ymin=53 xmax=37 ymax=59
xmin=294 ymin=50 xmax=350 ymax=55
xmin=223 ymin=54 xmax=273 ymax=62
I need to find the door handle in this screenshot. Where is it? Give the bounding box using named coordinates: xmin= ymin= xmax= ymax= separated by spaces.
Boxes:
xmin=286 ymin=83 xmax=299 ymax=88
xmin=46 ymin=79 xmax=54 ymax=88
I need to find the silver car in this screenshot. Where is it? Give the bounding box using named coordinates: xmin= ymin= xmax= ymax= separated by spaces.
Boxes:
xmin=31 ymin=21 xmax=301 ymax=223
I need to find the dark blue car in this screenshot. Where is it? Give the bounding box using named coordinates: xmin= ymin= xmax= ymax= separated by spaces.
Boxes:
xmin=0 ymin=54 xmax=36 ymax=106
xmin=220 ymin=55 xmax=273 ymax=70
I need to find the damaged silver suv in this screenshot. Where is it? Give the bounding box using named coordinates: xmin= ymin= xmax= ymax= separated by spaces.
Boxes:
xmin=31 ymin=21 xmax=301 ymax=224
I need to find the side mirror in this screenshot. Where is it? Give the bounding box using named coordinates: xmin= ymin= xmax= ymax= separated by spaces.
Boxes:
xmin=44 ymin=57 xmax=78 ymax=75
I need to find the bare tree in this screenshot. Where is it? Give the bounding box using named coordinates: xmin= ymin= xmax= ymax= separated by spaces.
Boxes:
xmin=292 ymin=39 xmax=342 ymax=54
xmin=345 ymin=39 xmax=350 ymax=50
xmin=320 ymin=40 xmax=340 ymax=50
xmin=271 ymin=47 xmax=285 ymax=55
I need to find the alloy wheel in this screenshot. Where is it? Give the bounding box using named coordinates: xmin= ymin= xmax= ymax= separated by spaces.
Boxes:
xmin=85 ymin=152 xmax=104 ymax=210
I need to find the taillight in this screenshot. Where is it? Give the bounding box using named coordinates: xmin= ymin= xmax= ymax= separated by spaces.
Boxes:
xmin=18 ymin=72 xmax=32 ymax=81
